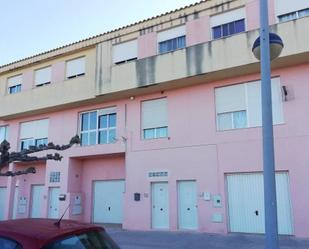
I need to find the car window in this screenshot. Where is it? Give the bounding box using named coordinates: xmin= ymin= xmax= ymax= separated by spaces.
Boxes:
xmin=42 ymin=230 xmax=120 ymax=249
xmin=0 ymin=237 xmax=22 ymax=249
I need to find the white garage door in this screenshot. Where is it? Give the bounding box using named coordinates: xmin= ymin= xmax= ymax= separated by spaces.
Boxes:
xmin=227 ymin=172 xmax=293 ymax=235
xmin=0 ymin=187 xmax=6 ymax=220
xmin=93 ymin=180 xmax=125 ymax=224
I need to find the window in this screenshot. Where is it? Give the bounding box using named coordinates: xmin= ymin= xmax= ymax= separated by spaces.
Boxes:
xmin=212 ymin=19 xmax=245 ymax=39
xmin=157 ymin=25 xmax=186 ymax=54
xmin=0 ymin=126 xmax=8 ymax=143
xmin=20 ymin=119 xmax=49 ymax=150
xmin=66 ymin=57 xmax=85 ymax=79
xmin=158 ymin=36 xmax=186 ymax=54
xmin=7 ymin=75 xmax=22 ymax=94
xmin=42 ymin=230 xmax=119 ymax=249
xmin=141 ymin=98 xmax=168 ymax=139
xmin=35 ymin=66 xmax=51 ymax=86
xmin=112 ymin=39 xmax=138 ymax=64
xmin=275 ymin=0 xmax=309 ymax=21
xmin=215 ymin=78 xmax=284 ymax=131
xmin=278 ymin=8 xmax=309 ymax=22
xmin=0 ymin=237 xmax=22 ymax=249
xmin=210 ymin=8 xmax=246 ymax=39
xmin=80 ymin=107 xmax=117 ymax=146
xmin=50 ymin=172 xmax=60 ymax=183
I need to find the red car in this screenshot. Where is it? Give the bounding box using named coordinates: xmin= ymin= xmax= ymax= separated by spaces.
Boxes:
xmin=0 ymin=218 xmax=121 ymax=249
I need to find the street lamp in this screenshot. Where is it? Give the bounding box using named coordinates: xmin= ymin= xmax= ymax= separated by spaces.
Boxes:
xmin=251 ymin=0 xmax=284 ymax=249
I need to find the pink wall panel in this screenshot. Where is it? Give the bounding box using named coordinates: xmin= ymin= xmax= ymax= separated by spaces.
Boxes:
xmin=138 ymin=32 xmax=157 ymax=59
xmin=186 ymin=15 xmax=210 ymax=46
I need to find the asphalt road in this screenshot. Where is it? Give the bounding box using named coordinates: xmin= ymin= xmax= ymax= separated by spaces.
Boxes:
xmin=107 ymin=229 xmax=309 ymax=249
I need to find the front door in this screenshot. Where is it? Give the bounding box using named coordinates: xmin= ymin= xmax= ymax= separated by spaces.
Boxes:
xmin=152 ymin=182 xmax=169 ymax=229
xmin=48 ymin=187 xmax=60 ymax=219
xmin=93 ymin=180 xmax=125 ymax=224
xmin=178 ymin=180 xmax=198 ymax=230
xmin=30 ymin=185 xmax=44 ymax=218
xmin=0 ymin=187 xmax=6 ymax=220
xmin=227 ymin=172 xmax=293 ymax=235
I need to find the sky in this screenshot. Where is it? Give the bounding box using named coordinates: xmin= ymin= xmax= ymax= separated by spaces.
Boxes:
xmin=0 ymin=0 xmax=200 ymax=66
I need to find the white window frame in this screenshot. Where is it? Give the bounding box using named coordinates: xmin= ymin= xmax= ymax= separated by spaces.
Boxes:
xmin=0 ymin=126 xmax=8 ymax=142
xmin=79 ymin=107 xmax=117 ymax=146
xmin=215 ymin=78 xmax=284 ymax=131
xmin=34 ymin=66 xmax=52 ymax=87
xmin=65 ymin=56 xmax=86 ymax=79
xmin=278 ymin=8 xmax=309 ymax=22
xmin=141 ymin=98 xmax=168 ymax=140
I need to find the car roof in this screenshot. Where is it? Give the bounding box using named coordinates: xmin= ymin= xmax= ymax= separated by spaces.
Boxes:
xmin=0 ymin=218 xmax=103 ymax=248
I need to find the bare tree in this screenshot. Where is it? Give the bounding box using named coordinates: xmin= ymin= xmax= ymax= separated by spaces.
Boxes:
xmin=0 ymin=135 xmax=80 ymax=176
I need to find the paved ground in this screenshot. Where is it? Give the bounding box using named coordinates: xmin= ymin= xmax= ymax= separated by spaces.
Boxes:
xmin=107 ymin=228 xmax=309 ymax=249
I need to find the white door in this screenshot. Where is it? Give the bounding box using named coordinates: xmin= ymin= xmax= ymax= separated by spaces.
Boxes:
xmin=227 ymin=172 xmax=293 ymax=235
xmin=152 ymin=182 xmax=169 ymax=229
xmin=48 ymin=187 xmax=60 ymax=219
xmin=30 ymin=185 xmax=44 ymax=218
xmin=178 ymin=181 xmax=198 ymax=230
xmin=0 ymin=187 xmax=6 ymax=220
xmin=93 ymin=180 xmax=125 ymax=224
xmin=12 ymin=186 xmax=19 ymax=219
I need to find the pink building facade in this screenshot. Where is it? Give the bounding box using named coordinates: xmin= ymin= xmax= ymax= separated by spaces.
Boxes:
xmin=1 ymin=0 xmax=309 ymax=238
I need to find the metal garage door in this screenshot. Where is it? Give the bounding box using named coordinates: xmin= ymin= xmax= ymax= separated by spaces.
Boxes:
xmin=93 ymin=180 xmax=125 ymax=224
xmin=227 ymin=172 xmax=293 ymax=235
xmin=0 ymin=187 xmax=6 ymax=220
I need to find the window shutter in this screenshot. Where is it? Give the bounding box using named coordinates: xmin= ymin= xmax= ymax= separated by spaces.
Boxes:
xmin=215 ymin=84 xmax=246 ymax=114
xmin=112 ymin=40 xmax=138 ymax=63
xmin=142 ymin=98 xmax=168 ymax=129
xmin=157 ymin=25 xmax=186 ymax=43
xmin=35 ymin=67 xmax=51 ymax=85
xmin=66 ymin=57 xmax=85 ymax=78
xmin=210 ymin=8 xmax=245 ymax=27
xmin=20 ymin=119 xmax=49 ymax=139
xmin=98 ymin=107 xmax=117 ymax=116
xmin=8 ymin=75 xmax=22 ymax=87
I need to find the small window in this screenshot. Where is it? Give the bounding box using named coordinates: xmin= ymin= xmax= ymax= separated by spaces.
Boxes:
xmin=112 ymin=39 xmax=138 ymax=64
xmin=35 ymin=66 xmax=51 ymax=86
xmin=0 ymin=126 xmax=8 ymax=143
xmin=217 ymin=111 xmax=247 ymax=131
xmin=158 ymin=36 xmax=186 ymax=54
xmin=35 ymin=138 xmax=48 ymax=147
xmin=278 ymin=8 xmax=309 ymax=22
xmin=21 ymin=138 xmax=35 ymax=150
xmin=141 ymin=98 xmax=168 ymax=139
xmin=212 ymin=19 xmax=245 ymax=39
xmin=66 ymin=57 xmax=85 ymax=79
xmin=50 ymin=172 xmax=60 ymax=183
xmin=7 ymin=75 xmax=22 ymax=94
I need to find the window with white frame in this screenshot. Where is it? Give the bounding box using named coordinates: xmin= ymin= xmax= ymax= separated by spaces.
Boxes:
xmin=50 ymin=172 xmax=60 ymax=183
xmin=210 ymin=8 xmax=246 ymax=39
xmin=112 ymin=39 xmax=138 ymax=64
xmin=20 ymin=119 xmax=49 ymax=150
xmin=275 ymin=0 xmax=309 ymax=22
xmin=80 ymin=107 xmax=117 ymax=146
xmin=66 ymin=57 xmax=85 ymax=79
xmin=215 ymin=78 xmax=284 ymax=131
xmin=0 ymin=126 xmax=8 ymax=143
xmin=278 ymin=8 xmax=309 ymax=22
xmin=7 ymin=75 xmax=22 ymax=94
xmin=157 ymin=25 xmax=186 ymax=54
xmin=141 ymin=98 xmax=168 ymax=139
xmin=35 ymin=66 xmax=51 ymax=86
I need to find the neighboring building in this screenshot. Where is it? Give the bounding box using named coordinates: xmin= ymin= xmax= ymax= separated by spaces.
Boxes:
xmin=0 ymin=0 xmax=309 ymax=237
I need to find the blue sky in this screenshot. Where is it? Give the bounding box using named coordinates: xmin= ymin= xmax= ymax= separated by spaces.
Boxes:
xmin=0 ymin=0 xmax=199 ymax=66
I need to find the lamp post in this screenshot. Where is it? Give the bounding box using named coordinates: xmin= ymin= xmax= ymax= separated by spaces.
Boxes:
xmin=252 ymin=1 xmax=284 ymax=249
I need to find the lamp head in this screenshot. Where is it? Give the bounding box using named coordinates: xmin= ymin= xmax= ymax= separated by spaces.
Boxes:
xmin=252 ymin=33 xmax=284 ymax=61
